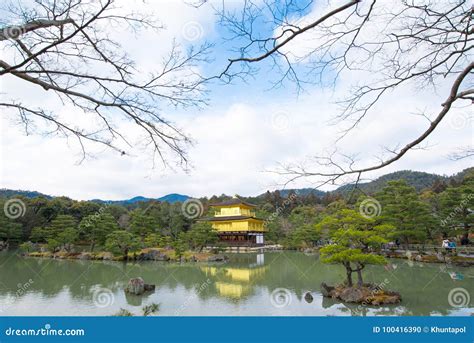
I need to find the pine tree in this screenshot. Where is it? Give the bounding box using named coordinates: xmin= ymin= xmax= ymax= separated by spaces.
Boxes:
xmin=79 ymin=212 xmax=119 ymax=251
xmin=129 ymin=210 xmax=158 ymax=241
xmin=377 ymin=180 xmax=433 ymax=247
xmin=0 ymin=212 xmax=22 ymax=243
xmin=438 ymin=172 xmax=474 ymax=241
xmin=48 ymin=215 xmax=77 ymax=235
xmin=318 ymin=209 xmax=392 ymax=287
xmin=186 ymin=222 xmax=218 ymax=251
xmin=105 ymin=230 xmax=140 ymax=260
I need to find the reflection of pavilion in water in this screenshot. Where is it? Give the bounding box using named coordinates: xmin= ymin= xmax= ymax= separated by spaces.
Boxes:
xmin=201 ymin=254 xmax=267 ymax=299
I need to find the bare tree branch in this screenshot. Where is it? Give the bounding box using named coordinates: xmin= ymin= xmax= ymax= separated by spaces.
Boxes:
xmin=214 ymin=0 xmax=473 ymax=186
xmin=1 ymin=0 xmax=211 ymax=168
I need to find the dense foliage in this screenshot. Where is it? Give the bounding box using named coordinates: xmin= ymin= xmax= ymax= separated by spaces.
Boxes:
xmin=0 ymin=169 xmax=472 ymax=257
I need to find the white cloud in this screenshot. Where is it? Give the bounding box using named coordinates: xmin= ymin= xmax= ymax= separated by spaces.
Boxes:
xmin=0 ymin=0 xmax=472 ymax=200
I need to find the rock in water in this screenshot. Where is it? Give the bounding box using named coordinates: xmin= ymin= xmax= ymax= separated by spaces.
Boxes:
xmin=137 ymin=250 xmax=170 ymax=261
xmin=125 ymin=278 xmax=156 ymax=295
xmin=144 ymin=284 xmax=156 ymax=292
xmin=320 ymin=282 xmax=335 ymax=297
xmin=126 ymin=277 xmax=145 ymax=295
xmin=320 ymin=282 xmax=401 ymax=305
xmin=339 ymin=287 xmax=365 ymax=303
xmin=304 ymin=292 xmax=314 ymax=303
xmin=207 ymin=254 xmax=229 ymax=262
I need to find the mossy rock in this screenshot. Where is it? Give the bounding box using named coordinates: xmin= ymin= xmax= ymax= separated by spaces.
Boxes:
xmin=321 ymin=283 xmax=401 ymax=305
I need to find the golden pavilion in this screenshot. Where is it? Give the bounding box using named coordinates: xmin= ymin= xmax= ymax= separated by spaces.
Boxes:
xmin=203 ymin=198 xmax=266 ymax=246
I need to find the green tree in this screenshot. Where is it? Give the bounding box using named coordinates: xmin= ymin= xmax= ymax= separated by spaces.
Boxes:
xmin=284 ymin=206 xmax=323 ymax=248
xmin=318 ymin=209 xmax=392 ymax=287
xmin=377 ymin=180 xmax=432 ymax=246
xmin=129 ymin=210 xmax=157 ymax=241
xmin=438 ymin=172 xmax=474 ymax=241
xmin=29 ymin=227 xmax=48 ymax=243
xmin=19 ymin=241 xmax=35 ymax=253
xmin=284 ymin=224 xmax=321 ymax=249
xmin=172 ymin=234 xmax=188 ymax=259
xmin=105 ymin=230 xmax=140 ymax=260
xmin=0 ymin=212 xmax=22 ymax=243
xmin=47 ymin=215 xmax=77 ymax=238
xmin=57 ymin=227 xmax=79 ymax=252
xmin=144 ymin=233 xmax=163 ymax=248
xmin=79 ymin=212 xmax=118 ymax=251
xmin=46 ymin=238 xmax=61 ymax=253
xmin=186 ymin=222 xmax=218 ymax=251
xmin=169 ymin=205 xmax=190 ymax=239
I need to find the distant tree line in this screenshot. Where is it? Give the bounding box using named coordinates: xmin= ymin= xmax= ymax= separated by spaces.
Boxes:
xmin=0 ymin=171 xmax=472 ymax=259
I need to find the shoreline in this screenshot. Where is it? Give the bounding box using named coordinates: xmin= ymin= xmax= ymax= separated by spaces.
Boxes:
xmin=21 ymin=248 xmax=228 ymax=263
xmin=15 ymin=247 xmax=474 ymax=267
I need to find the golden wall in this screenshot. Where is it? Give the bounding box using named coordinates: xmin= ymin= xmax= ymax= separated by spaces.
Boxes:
xmin=212 ymin=219 xmax=265 ymax=232
xmin=214 ymin=205 xmax=255 ymax=217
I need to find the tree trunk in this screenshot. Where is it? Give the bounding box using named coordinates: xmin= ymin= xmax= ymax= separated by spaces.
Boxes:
xmin=356 ymin=265 xmax=364 ymax=287
xmin=123 ymin=248 xmax=129 ymax=261
xmin=464 ymin=219 xmax=470 ymax=242
xmin=344 ymin=263 xmax=353 ymax=287
xmin=90 ymin=242 xmax=95 ymax=252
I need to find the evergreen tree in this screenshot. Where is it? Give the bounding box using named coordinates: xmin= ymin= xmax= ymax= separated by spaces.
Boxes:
xmin=318 ymin=209 xmax=393 ymax=286
xmin=105 ymin=230 xmax=140 ymax=260
xmin=129 ymin=210 xmax=157 ymax=241
xmin=79 ymin=212 xmax=119 ymax=251
xmin=377 ymin=180 xmax=432 ymax=246
xmin=438 ymin=172 xmax=474 ymax=241
xmin=0 ymin=212 xmax=22 ymax=243
xmin=57 ymin=227 xmax=79 ymax=252
xmin=186 ymin=222 xmax=218 ymax=251
xmin=47 ymin=215 xmax=77 ymax=237
xmin=143 ymin=233 xmax=163 ymax=248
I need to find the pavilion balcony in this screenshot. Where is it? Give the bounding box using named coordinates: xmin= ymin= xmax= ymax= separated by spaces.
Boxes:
xmin=214 ymin=211 xmax=256 ymax=217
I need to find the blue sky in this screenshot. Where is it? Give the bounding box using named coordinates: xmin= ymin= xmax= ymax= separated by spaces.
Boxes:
xmin=0 ymin=0 xmax=472 ymax=200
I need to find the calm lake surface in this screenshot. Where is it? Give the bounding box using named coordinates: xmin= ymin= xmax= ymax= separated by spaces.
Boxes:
xmin=0 ymin=251 xmax=472 ymax=316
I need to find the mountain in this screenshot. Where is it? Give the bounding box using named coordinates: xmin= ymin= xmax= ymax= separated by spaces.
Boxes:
xmin=0 ymin=189 xmax=189 ymax=204
xmin=333 ymin=170 xmax=445 ymax=195
xmin=158 ymin=193 xmax=189 ymax=203
xmin=91 ymin=193 xmax=190 ymax=204
xmin=0 ymin=189 xmax=52 ymax=199
xmin=263 ymin=168 xmax=473 ymax=198
xmin=275 ymin=188 xmax=326 ymax=197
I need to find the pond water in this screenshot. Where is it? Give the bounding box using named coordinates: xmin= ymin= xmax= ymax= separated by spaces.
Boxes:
xmin=0 ymin=251 xmax=472 ymax=316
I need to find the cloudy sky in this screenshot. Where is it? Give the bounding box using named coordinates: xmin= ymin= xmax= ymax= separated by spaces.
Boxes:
xmin=0 ymin=0 xmax=472 ymax=201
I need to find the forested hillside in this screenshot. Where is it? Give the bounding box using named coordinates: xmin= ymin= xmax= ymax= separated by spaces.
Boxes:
xmin=0 ymin=168 xmax=472 ymax=256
